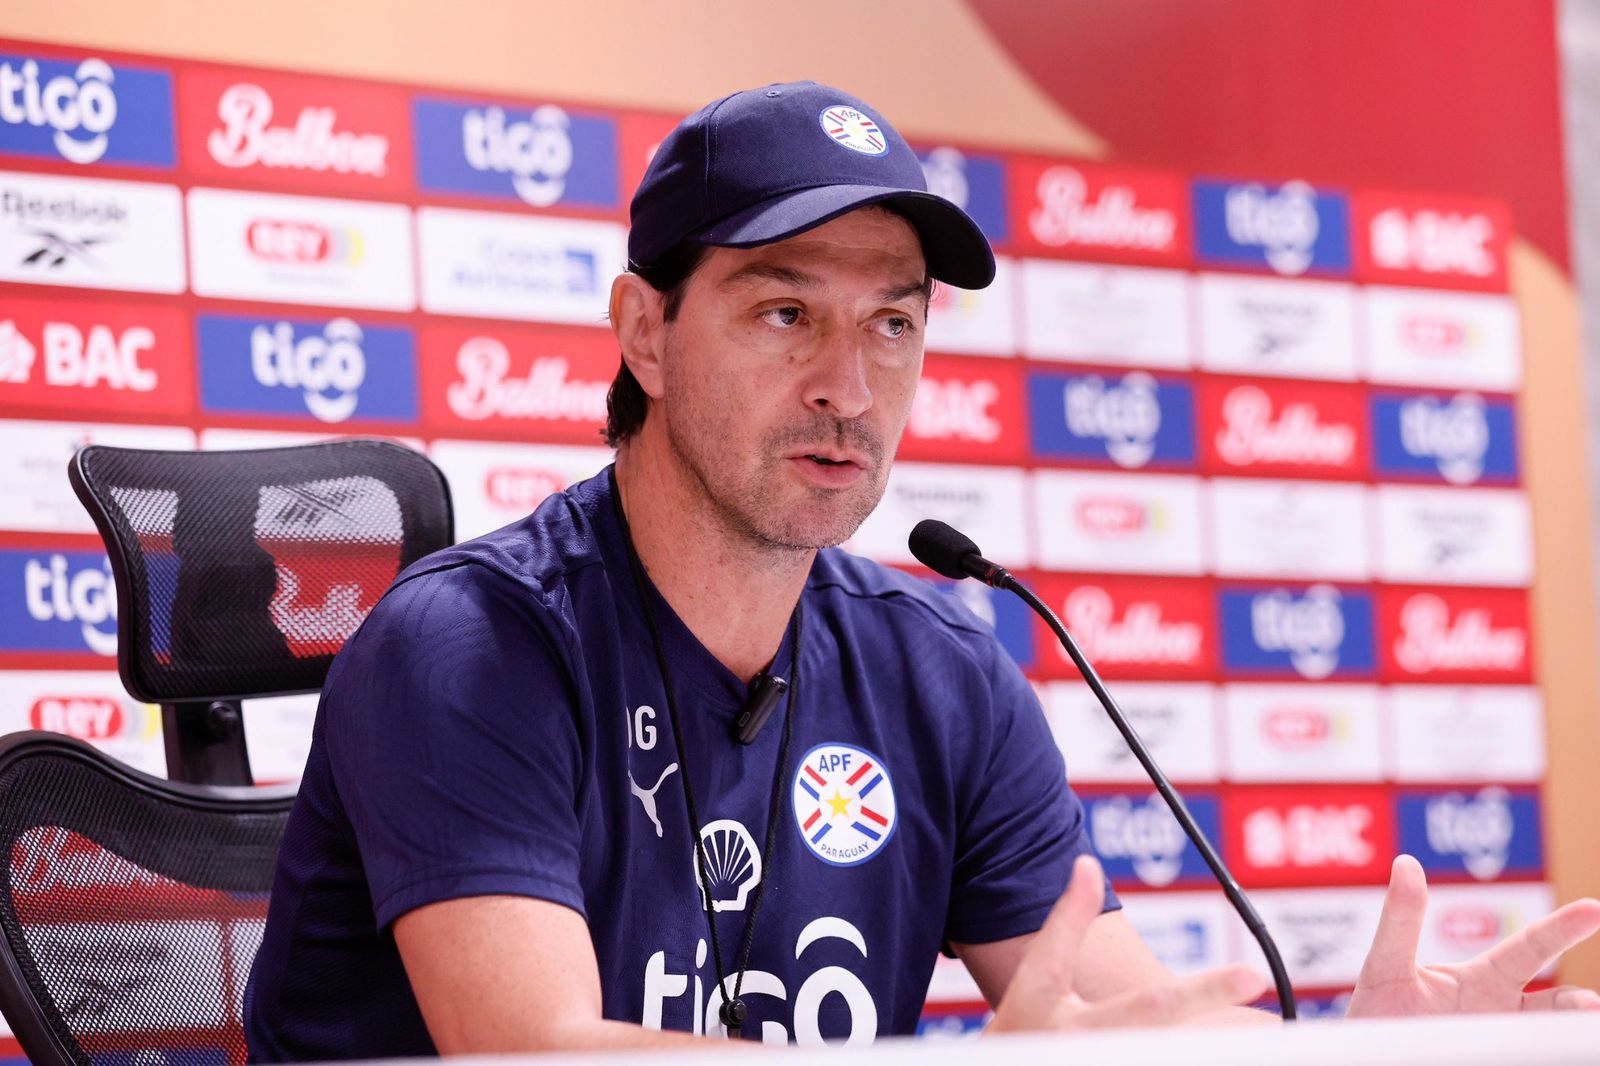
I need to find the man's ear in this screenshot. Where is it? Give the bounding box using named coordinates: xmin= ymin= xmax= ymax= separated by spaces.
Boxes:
xmin=610 ymin=273 xmax=668 ymax=400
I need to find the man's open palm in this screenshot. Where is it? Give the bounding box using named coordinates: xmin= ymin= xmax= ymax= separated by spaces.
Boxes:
xmin=1348 ymin=855 xmax=1600 ymax=1017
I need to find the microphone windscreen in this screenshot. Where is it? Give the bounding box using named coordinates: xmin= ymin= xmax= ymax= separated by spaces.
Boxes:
xmin=908 ymin=519 xmax=982 ymax=580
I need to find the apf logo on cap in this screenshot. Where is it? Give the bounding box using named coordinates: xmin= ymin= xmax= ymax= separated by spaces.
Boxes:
xmin=792 ymin=742 xmax=897 ymax=865
xmin=818 ymin=105 xmax=887 ymax=156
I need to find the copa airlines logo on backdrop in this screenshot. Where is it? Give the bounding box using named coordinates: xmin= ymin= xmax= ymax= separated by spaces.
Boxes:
xmin=1397 ymin=787 xmax=1543 ymax=882
xmin=179 ymin=68 xmax=412 ymax=194
xmin=850 ymin=463 xmax=1028 ymax=567
xmin=0 ymin=170 xmax=185 ymax=293
xmin=1377 ymin=587 xmax=1531 ymax=683
xmin=1030 ymin=575 xmax=1213 ymax=681
xmin=420 ymin=324 xmax=614 ymax=441
xmin=1026 ymin=369 xmax=1196 ymax=469
xmin=897 ymin=355 xmax=1025 ymax=463
xmin=1385 ymin=686 xmax=1546 ymax=785
xmin=1353 ymin=190 xmax=1510 ymax=291
xmin=1083 ymin=790 xmax=1219 ymax=888
xmin=916 ymin=146 xmax=1008 ymax=244
xmin=1224 ymin=786 xmax=1393 ymax=887
xmin=0 ymin=420 xmax=194 ymax=537
xmin=1020 ymin=261 xmax=1193 ymax=368
xmin=1118 ymin=894 xmax=1232 ymax=975
xmin=0 ymin=297 xmax=192 ymax=417
xmin=1218 ymin=584 xmax=1377 ymax=680
xmin=1207 ymin=479 xmax=1370 ymax=582
xmin=1193 ymin=178 xmax=1351 ymax=277
xmin=0 ymin=50 xmax=175 ymax=167
xmin=1371 ymin=391 xmax=1518 ymax=485
xmin=1199 ymin=379 xmax=1368 ymax=478
xmin=1010 ymin=159 xmax=1189 ymax=265
xmin=413 ymin=95 xmax=618 ymax=209
xmin=196 ymin=313 xmax=417 ymax=425
xmin=0 ymin=550 xmax=117 ymax=656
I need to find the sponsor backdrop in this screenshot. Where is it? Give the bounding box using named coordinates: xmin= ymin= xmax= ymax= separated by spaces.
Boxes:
xmin=1 ymin=0 xmax=1597 ymax=1051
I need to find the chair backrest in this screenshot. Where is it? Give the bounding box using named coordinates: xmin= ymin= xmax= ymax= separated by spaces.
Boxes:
xmin=68 ymin=438 xmax=454 ymax=783
xmin=0 ymin=732 xmax=295 ymax=1066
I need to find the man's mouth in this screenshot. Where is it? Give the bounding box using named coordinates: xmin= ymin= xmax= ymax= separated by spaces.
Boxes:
xmin=804 ymin=454 xmax=854 ymax=467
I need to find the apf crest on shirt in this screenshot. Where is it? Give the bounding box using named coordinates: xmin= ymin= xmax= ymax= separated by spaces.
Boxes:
xmin=818 ymin=106 xmax=887 ymax=156
xmin=792 ymin=743 xmax=898 ymax=866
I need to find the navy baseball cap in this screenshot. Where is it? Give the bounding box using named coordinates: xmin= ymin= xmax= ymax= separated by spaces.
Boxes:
xmin=629 ymin=81 xmax=996 ymax=290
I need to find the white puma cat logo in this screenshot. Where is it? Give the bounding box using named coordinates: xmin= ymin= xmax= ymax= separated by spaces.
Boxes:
xmin=630 ymin=763 xmax=679 ymax=838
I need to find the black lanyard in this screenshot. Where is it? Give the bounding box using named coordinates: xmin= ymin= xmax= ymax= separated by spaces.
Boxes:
xmin=608 ymin=470 xmax=799 ymax=1040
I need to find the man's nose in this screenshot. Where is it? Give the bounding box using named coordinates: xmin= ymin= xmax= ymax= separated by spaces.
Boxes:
xmin=803 ymin=329 xmax=873 ymax=420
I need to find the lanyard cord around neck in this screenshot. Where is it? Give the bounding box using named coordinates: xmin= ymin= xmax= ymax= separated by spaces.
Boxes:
xmin=608 ymin=472 xmax=800 ymax=1039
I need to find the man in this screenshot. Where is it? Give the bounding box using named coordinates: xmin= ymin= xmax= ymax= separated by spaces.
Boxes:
xmin=244 ymin=81 xmax=1600 ymax=1059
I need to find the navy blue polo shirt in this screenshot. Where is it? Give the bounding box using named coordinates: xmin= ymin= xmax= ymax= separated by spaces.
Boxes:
xmin=244 ymin=467 xmax=1113 ymax=1059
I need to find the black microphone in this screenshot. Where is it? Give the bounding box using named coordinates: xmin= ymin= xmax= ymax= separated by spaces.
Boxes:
xmin=908 ymin=518 xmax=1298 ymax=1021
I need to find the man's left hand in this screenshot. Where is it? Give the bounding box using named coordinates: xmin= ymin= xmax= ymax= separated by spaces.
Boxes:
xmin=1347 ymin=854 xmax=1600 ymax=1017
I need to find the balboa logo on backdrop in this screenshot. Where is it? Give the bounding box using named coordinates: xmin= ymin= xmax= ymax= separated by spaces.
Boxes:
xmin=0 ymin=551 xmax=117 ymax=656
xmin=792 ymin=743 xmax=897 ymax=867
xmin=196 ymin=313 xmax=418 ymax=424
xmin=1030 ymin=576 xmax=1213 ymax=680
xmin=445 ymin=336 xmax=609 ymax=424
xmin=413 ymin=96 xmax=619 ymax=209
xmin=1203 ymin=381 xmax=1365 ymax=476
xmin=1220 ymin=584 xmax=1376 ymax=680
xmin=1193 ymin=178 xmax=1351 ymax=277
xmin=204 ymin=82 xmax=390 ymax=177
xmin=1011 ymin=160 xmax=1186 ymax=263
xmin=1371 ymin=392 xmax=1516 ymax=485
xmin=1027 ymin=370 xmax=1196 ymax=469
xmin=1382 ymin=589 xmax=1529 ymax=681
xmin=0 ymin=52 xmax=175 ymax=167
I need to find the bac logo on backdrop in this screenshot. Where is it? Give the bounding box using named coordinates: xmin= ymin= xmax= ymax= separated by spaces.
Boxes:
xmin=0 ymin=297 xmax=192 ymax=417
xmin=1199 ymin=379 xmax=1368 ymax=478
xmin=1398 ymin=788 xmax=1542 ymax=882
xmin=0 ymin=550 xmax=117 ymax=656
xmin=1223 ymin=786 xmax=1393 ymax=887
xmin=1378 ymin=587 xmax=1531 ymax=683
xmin=1370 ymin=391 xmax=1517 ymax=485
xmin=1193 ymin=179 xmax=1351 ymax=277
xmin=1352 ymin=191 xmax=1510 ymax=292
xmin=420 ymin=324 xmax=615 ymax=442
xmin=1009 ymin=158 xmax=1188 ymax=265
xmin=197 ymin=313 xmax=417 ymax=424
xmin=0 ymin=51 xmax=175 ymax=168
xmin=1031 ymin=575 xmax=1212 ymax=681
xmin=1219 ymin=584 xmax=1376 ymax=680
xmin=179 ymin=68 xmax=412 ymax=194
xmin=1027 ymin=370 xmax=1196 ymax=469
xmin=413 ymin=96 xmax=618 ymax=210
xmin=898 ymin=355 xmax=1025 ymax=463
xmin=917 ymin=146 xmax=1008 ymax=245
xmin=1084 ymin=791 xmax=1220 ymax=888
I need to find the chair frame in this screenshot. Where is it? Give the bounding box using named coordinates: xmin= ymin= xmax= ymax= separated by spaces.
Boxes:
xmin=0 ymin=731 xmax=296 ymax=1066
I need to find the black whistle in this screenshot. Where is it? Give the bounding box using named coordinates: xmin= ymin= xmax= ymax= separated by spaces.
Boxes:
xmin=731 ymin=673 xmax=788 ymax=745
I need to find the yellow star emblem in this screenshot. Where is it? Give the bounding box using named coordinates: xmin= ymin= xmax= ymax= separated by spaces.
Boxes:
xmin=826 ymin=789 xmax=852 ymax=819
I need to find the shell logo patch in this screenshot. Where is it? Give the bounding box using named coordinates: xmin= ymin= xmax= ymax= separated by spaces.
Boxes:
xmin=818 ymin=105 xmax=888 ymax=156
xmin=792 ymin=742 xmax=898 ymax=866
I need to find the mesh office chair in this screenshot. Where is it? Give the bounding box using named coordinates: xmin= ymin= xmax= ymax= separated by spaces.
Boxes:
xmin=0 ymin=440 xmax=454 ymax=1066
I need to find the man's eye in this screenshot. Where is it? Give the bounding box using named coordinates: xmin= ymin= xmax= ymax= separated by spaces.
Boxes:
xmin=762 ymin=307 xmax=803 ymax=328
xmin=878 ymin=316 xmax=913 ymax=339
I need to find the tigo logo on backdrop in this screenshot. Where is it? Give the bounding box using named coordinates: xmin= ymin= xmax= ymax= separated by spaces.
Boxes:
xmin=1010 ymin=159 xmax=1188 ymax=264
xmin=413 ymin=96 xmax=618 ymax=209
xmin=1224 ymin=786 xmax=1393 ymax=887
xmin=0 ymin=52 xmax=175 ymax=167
xmin=1219 ymin=584 xmax=1376 ymax=680
xmin=1353 ymin=191 xmax=1509 ymax=292
xmin=1371 ymin=392 xmax=1517 ymax=485
xmin=1020 ymin=261 xmax=1193 ymax=368
xmin=0 ymin=171 xmax=186 ymax=293
xmin=180 ymin=68 xmax=411 ymax=194
xmin=898 ymin=355 xmax=1025 ymax=463
xmin=1200 ymin=379 xmax=1367 ymax=478
xmin=0 ymin=551 xmax=117 ymax=656
xmin=420 ymin=324 xmax=614 ymax=441
xmin=917 ymin=146 xmax=1008 ymax=244
xmin=1027 ymin=369 xmax=1195 ymax=469
xmin=1084 ymin=791 xmax=1219 ymax=888
xmin=1378 ymin=587 xmax=1531 ymax=683
xmin=921 ymin=576 xmax=1036 ymax=671
xmin=197 ymin=313 xmax=417 ymax=424
xmin=0 ymin=298 xmax=192 ymax=417
xmin=1398 ymin=788 xmax=1542 ymax=882
xmin=1032 ymin=576 xmax=1212 ymax=681
xmin=1193 ymin=179 xmax=1350 ymax=277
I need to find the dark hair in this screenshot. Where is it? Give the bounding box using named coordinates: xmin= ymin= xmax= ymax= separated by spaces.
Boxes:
xmin=603 ymin=242 xmax=708 ymax=448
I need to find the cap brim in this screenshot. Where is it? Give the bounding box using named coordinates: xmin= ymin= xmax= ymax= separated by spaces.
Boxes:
xmin=694 ymin=184 xmax=997 ymax=290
